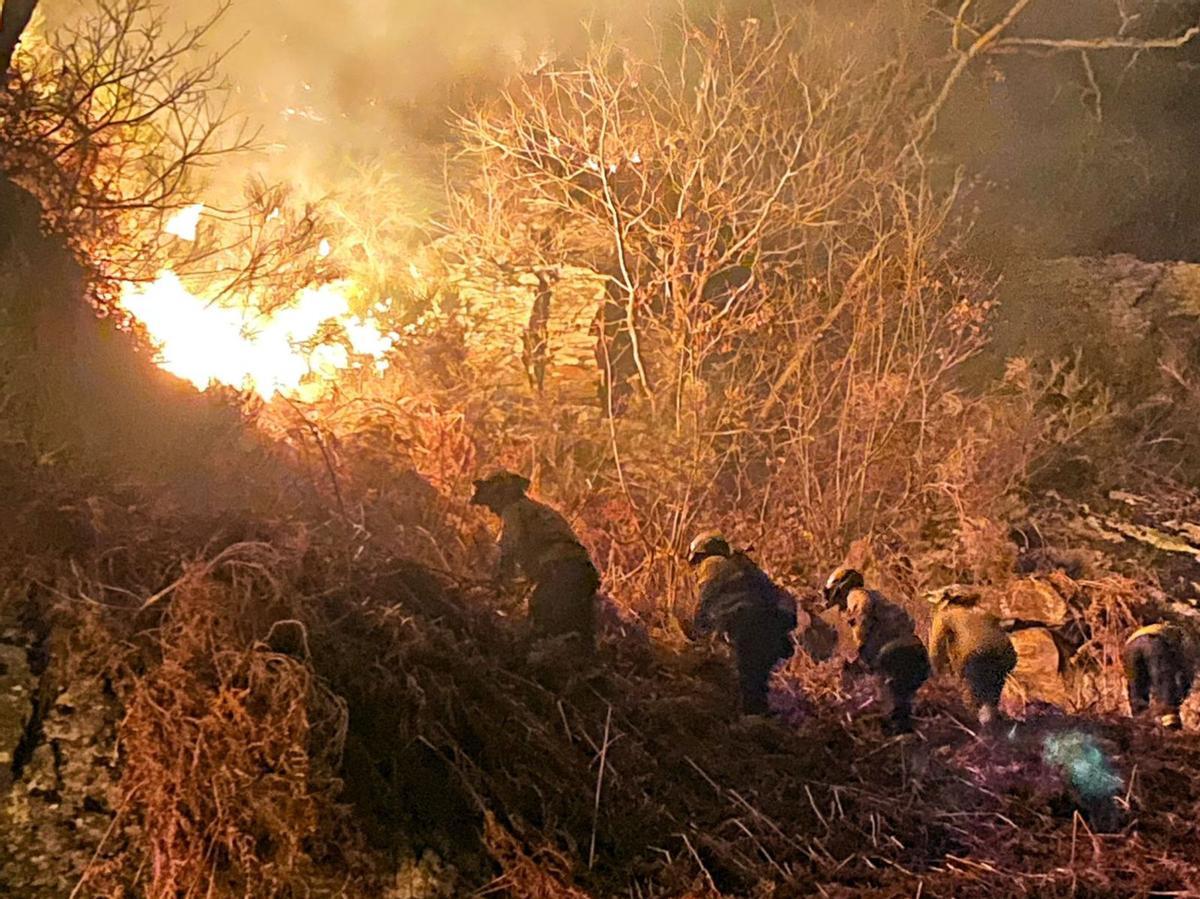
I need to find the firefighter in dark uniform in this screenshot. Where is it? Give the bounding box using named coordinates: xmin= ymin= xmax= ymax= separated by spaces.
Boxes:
xmin=927 ymin=586 xmax=1018 ymax=728
xmin=686 ymin=532 xmax=797 ymax=715
xmin=824 ymin=567 xmax=930 ymax=733
xmin=1122 ymin=622 xmax=1195 ymax=730
xmin=471 ymin=471 xmax=599 ymax=647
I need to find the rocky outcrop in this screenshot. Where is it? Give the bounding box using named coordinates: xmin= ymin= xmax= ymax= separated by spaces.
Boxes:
xmin=1009 ymin=627 xmax=1070 ymax=706
xmin=0 ymin=585 xmax=119 ymax=897
xmin=981 ymin=254 xmax=1200 ymax=483
xmin=0 ymin=589 xmax=124 ymax=898
xmin=424 ymin=249 xmax=608 ymax=407
xmin=1001 ymin=577 xmax=1071 ymax=626
xmin=0 ymin=675 xmax=124 ymax=897
xmin=988 ymin=255 xmax=1200 ymax=400
xmin=0 ymin=642 xmax=33 ymax=794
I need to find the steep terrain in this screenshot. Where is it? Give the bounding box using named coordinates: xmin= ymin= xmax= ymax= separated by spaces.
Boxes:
xmin=3 ymin=176 xmax=1200 ymax=898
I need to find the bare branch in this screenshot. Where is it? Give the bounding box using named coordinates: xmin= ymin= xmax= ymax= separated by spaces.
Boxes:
xmin=909 ymin=0 xmax=1037 ymax=152
xmin=994 ymin=25 xmax=1200 ymax=55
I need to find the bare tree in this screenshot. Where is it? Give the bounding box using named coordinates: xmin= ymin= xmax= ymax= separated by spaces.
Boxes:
xmin=0 ymin=0 xmax=254 ymax=287
xmin=444 ymin=7 xmax=1010 ymax=613
xmin=435 ymin=1 xmax=1200 ymax=618
xmin=914 ymin=0 xmax=1200 ymax=148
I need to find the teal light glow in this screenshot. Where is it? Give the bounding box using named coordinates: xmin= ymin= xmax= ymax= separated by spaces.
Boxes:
xmin=1042 ymin=732 xmax=1123 ymax=802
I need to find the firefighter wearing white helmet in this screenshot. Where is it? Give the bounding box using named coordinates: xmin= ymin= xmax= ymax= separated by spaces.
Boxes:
xmin=686 ymin=531 xmax=797 ymax=715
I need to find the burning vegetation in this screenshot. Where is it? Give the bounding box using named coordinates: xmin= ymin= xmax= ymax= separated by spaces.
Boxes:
xmin=4 ymin=0 xmax=1200 ymax=896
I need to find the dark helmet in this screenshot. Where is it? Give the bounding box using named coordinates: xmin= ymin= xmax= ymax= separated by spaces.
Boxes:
xmin=687 ymin=531 xmax=732 ymax=566
xmin=470 ymin=470 xmax=531 ymax=512
xmin=823 ymin=566 xmax=865 ymax=609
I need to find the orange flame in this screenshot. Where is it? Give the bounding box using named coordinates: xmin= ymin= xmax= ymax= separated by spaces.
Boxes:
xmin=118 ymin=270 xmax=393 ymax=400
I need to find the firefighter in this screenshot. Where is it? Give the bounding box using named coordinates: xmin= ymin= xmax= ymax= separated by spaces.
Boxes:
xmin=824 ymin=567 xmax=930 ymax=733
xmin=686 ymin=532 xmax=797 ymax=715
xmin=1122 ymin=621 xmax=1195 ymax=730
xmin=927 ymin=586 xmax=1018 ymax=729
xmin=471 ymin=471 xmax=599 ymax=647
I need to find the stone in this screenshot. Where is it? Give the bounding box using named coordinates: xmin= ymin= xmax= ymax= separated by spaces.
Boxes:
xmin=1002 ymin=578 xmax=1070 ymax=626
xmin=0 ymin=643 xmax=33 ymax=793
xmin=1010 ymin=628 xmax=1070 ymax=706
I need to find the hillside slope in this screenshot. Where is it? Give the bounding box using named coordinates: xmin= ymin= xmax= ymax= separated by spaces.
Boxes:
xmin=2 ymin=176 xmax=1200 ymax=897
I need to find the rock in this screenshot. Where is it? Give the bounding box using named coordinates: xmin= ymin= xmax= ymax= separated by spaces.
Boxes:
xmin=0 ymin=665 xmax=124 ymax=896
xmin=974 ymin=255 xmax=1200 ymax=483
xmin=0 ymin=643 xmax=33 ymax=793
xmin=1045 ymin=570 xmax=1083 ymax=603
xmin=1002 ymin=578 xmax=1070 ymax=626
xmin=437 ymin=253 xmax=609 ymax=406
xmin=1010 ymin=628 xmax=1069 ymax=706
xmin=386 ymin=849 xmax=460 ymax=898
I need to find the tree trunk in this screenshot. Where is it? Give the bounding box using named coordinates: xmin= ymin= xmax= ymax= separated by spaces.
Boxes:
xmin=0 ymin=0 xmax=39 ymax=77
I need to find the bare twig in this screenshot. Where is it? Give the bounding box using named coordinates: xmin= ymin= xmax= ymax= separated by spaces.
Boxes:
xmin=588 ymin=703 xmax=614 ymax=870
xmin=908 ymin=0 xmax=1037 ymax=151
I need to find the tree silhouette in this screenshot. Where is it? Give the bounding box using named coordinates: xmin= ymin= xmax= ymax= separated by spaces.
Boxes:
xmin=0 ymin=0 xmax=38 ymax=76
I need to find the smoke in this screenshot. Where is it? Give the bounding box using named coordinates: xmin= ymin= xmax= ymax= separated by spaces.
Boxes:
xmin=46 ymin=0 xmax=687 ymax=213
xmin=933 ymin=0 xmax=1200 ymax=260
xmin=193 ymin=0 xmax=1200 ymax=261
xmin=41 ymin=0 xmax=1200 ymax=260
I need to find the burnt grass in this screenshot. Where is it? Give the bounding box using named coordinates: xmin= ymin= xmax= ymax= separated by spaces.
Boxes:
xmin=310 ymin=576 xmax=1200 ymax=898
xmin=15 ymin=498 xmax=1196 ymax=899
xmin=3 ymin=146 xmax=1199 ymax=894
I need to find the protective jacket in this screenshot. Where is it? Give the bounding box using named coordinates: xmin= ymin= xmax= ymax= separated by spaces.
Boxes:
xmin=846 ymin=588 xmax=919 ymax=670
xmin=845 ymin=587 xmax=930 ymax=732
xmin=929 ymin=604 xmax=1016 ymax=676
xmin=693 ymin=552 xmax=798 ymax=644
xmin=1123 ymin=622 xmax=1195 ymax=728
xmin=497 ymin=496 xmax=593 ymax=583
xmin=691 ymin=550 xmax=797 ymax=715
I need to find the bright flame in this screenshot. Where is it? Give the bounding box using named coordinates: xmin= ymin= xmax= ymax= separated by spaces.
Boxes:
xmin=164 ymin=204 xmax=205 ymax=242
xmin=119 ymin=270 xmax=394 ymax=399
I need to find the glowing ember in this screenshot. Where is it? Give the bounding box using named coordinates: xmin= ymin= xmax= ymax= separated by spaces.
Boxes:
xmin=164 ymin=204 xmax=205 ymax=241
xmin=119 ymin=270 xmax=394 ymax=399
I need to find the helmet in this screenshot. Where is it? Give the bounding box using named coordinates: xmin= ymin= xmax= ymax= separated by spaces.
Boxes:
xmin=470 ymin=470 xmax=531 ymax=511
xmin=823 ymin=566 xmax=864 ymax=608
xmin=687 ymin=531 xmax=732 ymax=565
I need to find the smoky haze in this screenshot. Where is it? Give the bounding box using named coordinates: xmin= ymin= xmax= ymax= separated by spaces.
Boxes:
xmin=203 ymin=0 xmax=1200 ymax=262
xmin=51 ymin=0 xmax=685 ymax=213
xmin=44 ymin=0 xmax=1200 ymax=259
xmin=932 ymin=0 xmax=1200 ymax=261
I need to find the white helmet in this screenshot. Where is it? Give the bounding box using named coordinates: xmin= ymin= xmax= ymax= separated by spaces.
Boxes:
xmin=688 ymin=531 xmax=732 ymax=565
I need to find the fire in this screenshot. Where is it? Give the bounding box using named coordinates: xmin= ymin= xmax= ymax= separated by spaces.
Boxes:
xmin=164 ymin=204 xmax=205 ymax=242
xmin=118 ymin=270 xmax=394 ymax=400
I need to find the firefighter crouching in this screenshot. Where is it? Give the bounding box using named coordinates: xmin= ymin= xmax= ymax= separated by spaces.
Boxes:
xmin=471 ymin=471 xmax=599 ymax=648
xmin=686 ymin=532 xmax=797 ymax=715
xmin=1122 ymin=622 xmax=1195 ymax=730
xmin=824 ymin=567 xmax=930 ymax=734
xmin=927 ymin=586 xmax=1018 ymax=729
